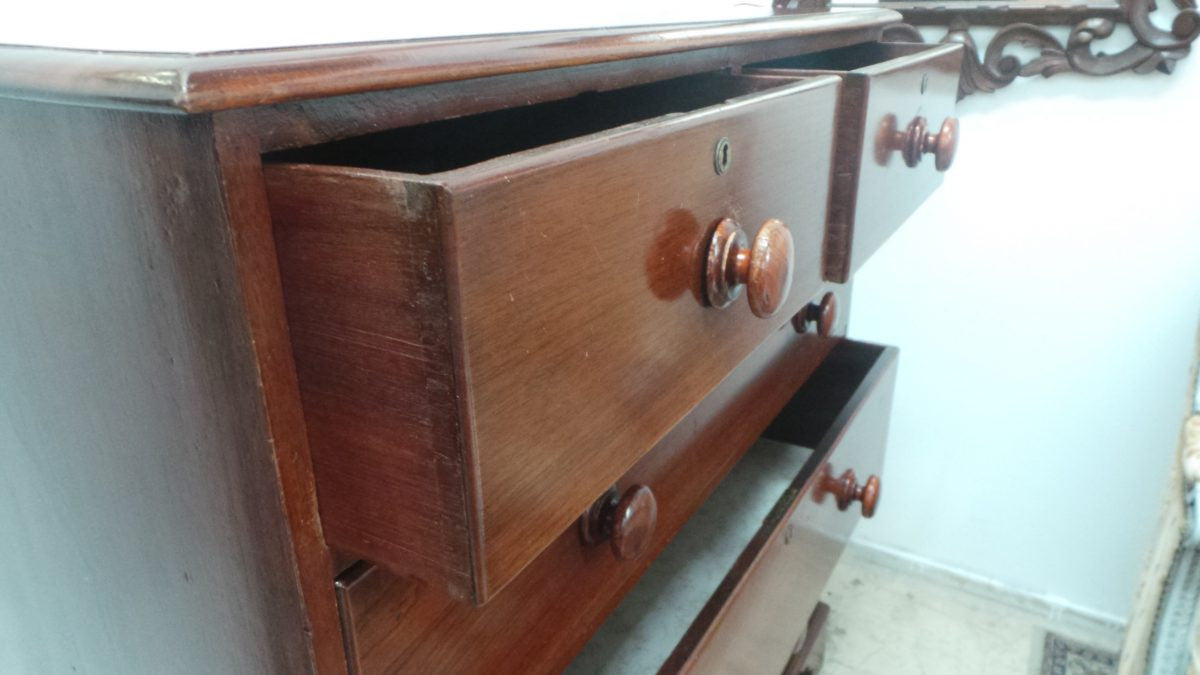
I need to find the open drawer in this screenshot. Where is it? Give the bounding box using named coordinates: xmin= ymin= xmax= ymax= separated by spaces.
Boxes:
xmin=748 ymin=42 xmax=964 ymax=282
xmin=330 ymin=296 xmax=847 ymax=674
xmin=263 ymin=71 xmax=841 ymax=603
xmin=569 ymin=340 xmax=898 ymax=674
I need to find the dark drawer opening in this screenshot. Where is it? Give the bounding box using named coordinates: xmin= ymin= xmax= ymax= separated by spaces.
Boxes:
xmin=750 ymin=41 xmax=929 ymax=72
xmin=264 ymin=72 xmax=799 ymax=175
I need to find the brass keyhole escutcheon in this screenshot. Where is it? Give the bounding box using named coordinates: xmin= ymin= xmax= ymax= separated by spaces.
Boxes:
xmin=713 ymin=137 xmax=732 ymax=175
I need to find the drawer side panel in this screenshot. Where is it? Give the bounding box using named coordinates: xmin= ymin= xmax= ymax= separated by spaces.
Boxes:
xmin=265 ymin=164 xmax=475 ymax=598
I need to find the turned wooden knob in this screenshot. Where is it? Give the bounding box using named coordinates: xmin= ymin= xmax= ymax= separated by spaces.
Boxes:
xmin=705 ymin=218 xmax=794 ymax=318
xmin=816 ymin=466 xmax=881 ymax=518
xmin=926 ymin=117 xmax=958 ymax=172
xmin=900 ymin=116 xmax=958 ymax=171
xmin=792 ymin=291 xmax=837 ymax=337
xmin=579 ymin=484 xmax=658 ymax=560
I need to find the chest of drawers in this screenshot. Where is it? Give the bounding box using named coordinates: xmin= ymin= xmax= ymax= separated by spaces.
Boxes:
xmin=0 ymin=11 xmax=960 ymax=674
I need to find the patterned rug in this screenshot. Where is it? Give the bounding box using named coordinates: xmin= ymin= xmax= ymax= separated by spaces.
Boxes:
xmin=1040 ymin=632 xmax=1119 ymax=675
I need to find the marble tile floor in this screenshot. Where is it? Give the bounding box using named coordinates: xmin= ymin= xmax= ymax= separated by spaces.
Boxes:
xmin=818 ymin=544 xmax=1125 ymax=675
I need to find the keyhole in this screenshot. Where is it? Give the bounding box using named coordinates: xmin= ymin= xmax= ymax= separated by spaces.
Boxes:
xmin=714 ymin=137 xmax=732 ymax=175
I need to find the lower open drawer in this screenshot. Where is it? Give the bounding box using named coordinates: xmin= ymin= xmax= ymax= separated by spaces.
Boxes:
xmin=569 ymin=340 xmax=898 ymax=674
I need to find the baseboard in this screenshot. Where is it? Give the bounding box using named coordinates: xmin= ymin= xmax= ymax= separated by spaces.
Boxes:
xmin=845 ymin=539 xmax=1128 ymax=635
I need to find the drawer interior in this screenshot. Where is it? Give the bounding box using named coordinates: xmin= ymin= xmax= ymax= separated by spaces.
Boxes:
xmin=567 ymin=437 xmax=815 ymax=675
xmin=569 ymin=340 xmax=896 ymax=673
xmin=751 ymin=41 xmax=936 ymax=73
xmin=265 ymin=72 xmax=806 ymax=175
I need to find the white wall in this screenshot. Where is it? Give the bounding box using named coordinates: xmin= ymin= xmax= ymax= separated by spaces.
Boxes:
xmin=3 ymin=1 xmax=768 ymax=51
xmin=849 ymin=53 xmax=1200 ymax=622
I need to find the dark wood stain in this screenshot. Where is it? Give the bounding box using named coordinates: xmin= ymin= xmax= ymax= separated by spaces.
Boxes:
xmin=0 ymin=12 xmax=898 ymax=113
xmin=211 ymin=111 xmax=350 ymax=674
xmin=0 ymin=98 xmax=317 ymax=673
xmin=335 ymin=322 xmax=842 ymax=674
xmin=748 ymin=42 xmax=963 ymax=281
xmin=264 ymin=73 xmax=839 ymax=602
xmin=0 ymin=17 xmax=955 ymax=673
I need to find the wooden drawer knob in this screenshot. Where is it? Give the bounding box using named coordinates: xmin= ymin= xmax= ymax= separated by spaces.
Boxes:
xmin=579 ymin=484 xmax=658 ymax=560
xmin=793 ymin=291 xmax=837 ymax=337
xmin=815 ymin=466 xmax=881 ymax=518
xmin=705 ymin=217 xmax=795 ymax=318
xmin=900 ymin=116 xmax=958 ymax=172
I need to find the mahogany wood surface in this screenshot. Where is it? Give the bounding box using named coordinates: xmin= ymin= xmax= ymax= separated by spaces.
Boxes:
xmin=0 ymin=16 xmax=949 ymax=674
xmin=211 ymin=112 xmax=349 ymax=673
xmin=335 ymin=308 xmax=843 ymax=674
xmin=0 ymin=12 xmax=898 ymax=113
xmin=0 ymin=98 xmax=320 ymax=673
xmin=265 ymin=73 xmax=840 ymax=602
xmin=267 ymin=164 xmax=475 ymax=598
xmin=248 ymin=26 xmax=890 ymax=153
xmin=667 ymin=341 xmax=898 ymax=674
xmin=747 ymin=42 xmax=962 ymax=282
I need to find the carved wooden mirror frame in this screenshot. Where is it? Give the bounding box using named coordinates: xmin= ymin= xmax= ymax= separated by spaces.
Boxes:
xmin=777 ymin=0 xmax=1198 ymax=96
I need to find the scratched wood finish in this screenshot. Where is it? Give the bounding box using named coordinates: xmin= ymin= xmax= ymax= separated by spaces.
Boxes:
xmin=748 ymin=42 xmax=962 ymax=281
xmin=265 ymin=73 xmax=839 ymax=602
xmin=667 ymin=341 xmax=897 ymax=673
xmin=0 ymin=98 xmax=321 ymax=673
xmin=248 ymin=27 xmax=889 ymax=153
xmin=335 ymin=314 xmax=843 ymax=674
xmin=211 ymin=112 xmax=350 ymax=674
xmin=0 ymin=11 xmax=898 ymax=113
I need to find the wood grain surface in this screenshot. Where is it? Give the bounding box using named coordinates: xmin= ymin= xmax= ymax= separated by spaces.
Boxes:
xmin=0 ymin=99 xmax=318 ymax=673
xmin=212 ymin=112 xmax=350 ymax=674
xmin=335 ymin=315 xmax=842 ymax=674
xmin=265 ymin=73 xmax=840 ymax=602
xmin=0 ymin=12 xmax=898 ymax=113
xmin=748 ymin=42 xmax=963 ymax=282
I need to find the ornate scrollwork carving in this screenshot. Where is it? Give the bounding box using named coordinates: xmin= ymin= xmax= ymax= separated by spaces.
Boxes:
xmin=823 ymin=0 xmax=1198 ymax=96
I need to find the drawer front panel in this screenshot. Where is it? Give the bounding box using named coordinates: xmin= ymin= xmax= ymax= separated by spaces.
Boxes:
xmin=839 ymin=43 xmax=960 ymax=280
xmin=452 ymin=76 xmax=839 ymax=595
xmin=750 ymin=42 xmax=963 ymax=281
xmin=669 ymin=341 xmax=897 ymax=674
xmin=266 ymin=73 xmax=841 ymax=601
xmin=335 ymin=308 xmax=845 ymax=674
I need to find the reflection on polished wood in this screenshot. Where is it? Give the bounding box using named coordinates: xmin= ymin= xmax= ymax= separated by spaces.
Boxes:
xmin=335 ymin=328 xmax=841 ymax=674
xmin=705 ymin=217 xmax=796 ymax=318
xmin=579 ymin=485 xmax=659 ymax=562
xmin=265 ymin=73 xmax=838 ymax=603
xmin=0 ymin=12 xmax=900 ymax=112
xmin=795 ymin=290 xmax=839 ymax=337
xmin=0 ymin=11 xmax=957 ymax=673
xmin=748 ymin=42 xmax=962 ymax=283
